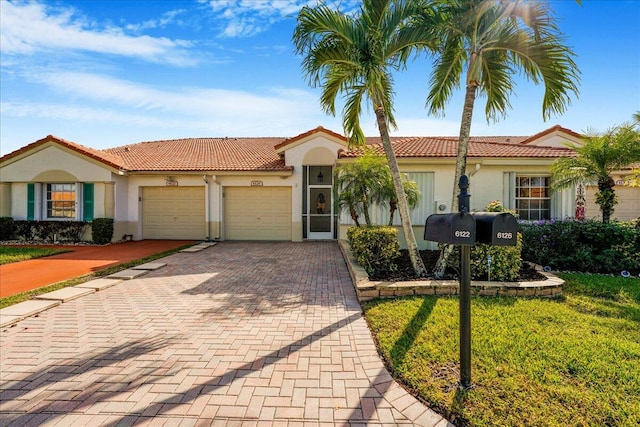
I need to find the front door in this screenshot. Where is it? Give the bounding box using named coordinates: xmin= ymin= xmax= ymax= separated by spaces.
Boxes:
xmin=307 ymin=166 xmax=333 ymax=239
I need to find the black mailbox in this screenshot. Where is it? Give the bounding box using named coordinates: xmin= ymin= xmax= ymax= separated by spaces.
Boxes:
xmin=471 ymin=212 xmax=517 ymax=246
xmin=424 ymin=213 xmax=476 ymax=245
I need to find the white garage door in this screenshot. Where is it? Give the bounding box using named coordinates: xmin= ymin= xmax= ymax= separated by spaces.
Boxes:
xmin=142 ymin=187 xmax=205 ymax=239
xmin=224 ymin=187 xmax=292 ymax=240
xmin=585 ymin=185 xmax=640 ymax=221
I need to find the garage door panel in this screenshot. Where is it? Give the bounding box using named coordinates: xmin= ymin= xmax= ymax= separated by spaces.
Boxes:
xmin=586 ymin=185 xmax=640 ymax=221
xmin=142 ymin=187 xmax=205 ymax=240
xmin=225 ymin=187 xmax=292 ymax=240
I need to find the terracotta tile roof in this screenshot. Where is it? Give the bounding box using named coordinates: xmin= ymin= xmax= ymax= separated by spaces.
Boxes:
xmin=519 ymin=125 xmax=582 ymax=145
xmin=340 ymin=136 xmax=575 ymax=158
xmin=274 ymin=126 xmax=347 ymax=151
xmin=104 ymin=137 xmax=292 ymax=172
xmin=0 ymin=135 xmax=127 ymax=170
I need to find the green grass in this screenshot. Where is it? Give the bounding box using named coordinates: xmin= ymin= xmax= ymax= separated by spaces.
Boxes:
xmin=363 ymin=274 xmax=640 ymax=427
xmin=0 ymin=246 xmax=72 ymax=265
xmin=0 ymin=243 xmax=194 ymax=309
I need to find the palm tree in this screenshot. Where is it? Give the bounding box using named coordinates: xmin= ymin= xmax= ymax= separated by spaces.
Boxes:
xmin=423 ymin=0 xmax=580 ymax=274
xmin=293 ymin=0 xmax=437 ymax=276
xmin=334 ymin=154 xmax=390 ymax=226
xmin=384 ymin=178 xmax=420 ymax=226
xmin=552 ymin=122 xmax=640 ymax=223
xmin=334 ymin=151 xmax=419 ymax=227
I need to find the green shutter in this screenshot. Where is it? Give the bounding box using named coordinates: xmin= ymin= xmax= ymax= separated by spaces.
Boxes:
xmin=27 ymin=183 xmax=35 ymax=220
xmin=83 ymin=183 xmax=94 ymax=221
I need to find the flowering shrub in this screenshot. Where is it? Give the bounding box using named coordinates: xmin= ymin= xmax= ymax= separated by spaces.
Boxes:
xmin=519 ymin=219 xmax=639 ymax=274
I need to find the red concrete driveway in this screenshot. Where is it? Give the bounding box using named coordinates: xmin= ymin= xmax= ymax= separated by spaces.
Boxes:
xmin=0 ymin=240 xmax=194 ymax=298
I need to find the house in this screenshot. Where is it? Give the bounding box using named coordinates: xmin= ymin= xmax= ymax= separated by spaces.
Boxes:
xmin=1 ymin=125 xmax=636 ymax=246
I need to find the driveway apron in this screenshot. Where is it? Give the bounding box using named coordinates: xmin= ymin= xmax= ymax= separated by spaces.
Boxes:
xmin=0 ymin=241 xmax=451 ymax=426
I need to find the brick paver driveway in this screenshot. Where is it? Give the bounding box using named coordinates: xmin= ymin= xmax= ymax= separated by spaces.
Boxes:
xmin=1 ymin=242 xmax=451 ymax=426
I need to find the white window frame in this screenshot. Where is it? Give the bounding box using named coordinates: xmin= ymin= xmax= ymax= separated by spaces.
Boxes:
xmin=44 ymin=183 xmax=78 ymax=220
xmin=515 ymin=175 xmax=551 ymax=220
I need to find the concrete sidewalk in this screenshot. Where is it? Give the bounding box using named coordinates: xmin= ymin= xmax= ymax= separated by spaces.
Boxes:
xmin=0 ymin=241 xmax=452 ymax=426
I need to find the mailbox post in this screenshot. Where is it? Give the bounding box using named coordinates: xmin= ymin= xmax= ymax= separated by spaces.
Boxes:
xmin=424 ymin=176 xmax=517 ymax=390
xmin=458 ymin=176 xmax=472 ymax=390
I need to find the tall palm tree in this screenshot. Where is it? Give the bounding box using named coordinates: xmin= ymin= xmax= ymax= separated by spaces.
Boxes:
xmin=552 ymin=123 xmax=640 ymax=223
xmin=423 ymin=0 xmax=580 ymax=274
xmin=293 ymin=0 xmax=437 ymax=276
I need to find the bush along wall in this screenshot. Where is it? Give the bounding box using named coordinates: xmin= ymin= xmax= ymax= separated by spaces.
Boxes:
xmin=91 ymin=218 xmax=114 ymax=244
xmin=347 ymin=226 xmax=400 ymax=276
xmin=11 ymin=220 xmax=89 ymax=243
xmin=0 ymin=217 xmax=15 ymax=240
xmin=519 ymin=219 xmax=640 ymax=274
xmin=445 ymin=234 xmax=523 ymax=282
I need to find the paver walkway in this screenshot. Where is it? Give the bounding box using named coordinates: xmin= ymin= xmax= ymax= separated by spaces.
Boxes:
xmin=0 ymin=242 xmax=452 ymax=426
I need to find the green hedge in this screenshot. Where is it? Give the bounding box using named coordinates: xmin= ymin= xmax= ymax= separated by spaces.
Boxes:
xmin=519 ymin=219 xmax=640 ymax=274
xmin=91 ymin=218 xmax=114 ymax=244
xmin=446 ymin=234 xmax=523 ymax=282
xmin=12 ymin=220 xmax=88 ymax=243
xmin=347 ymin=226 xmax=400 ymax=276
xmin=0 ymin=217 xmax=14 ymax=240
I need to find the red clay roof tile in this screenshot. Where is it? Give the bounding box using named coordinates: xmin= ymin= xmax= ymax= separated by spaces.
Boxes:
xmin=340 ymin=136 xmax=574 ymax=158
xmin=104 ymin=137 xmax=292 ymax=172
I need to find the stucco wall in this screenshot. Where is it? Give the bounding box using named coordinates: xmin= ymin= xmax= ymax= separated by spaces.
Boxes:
xmin=1 ymin=144 xmax=114 ymax=183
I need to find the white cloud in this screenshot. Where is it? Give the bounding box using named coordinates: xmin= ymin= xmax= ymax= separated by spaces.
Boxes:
xmin=0 ymin=1 xmax=196 ymax=66
xmin=199 ymin=0 xmax=358 ymax=38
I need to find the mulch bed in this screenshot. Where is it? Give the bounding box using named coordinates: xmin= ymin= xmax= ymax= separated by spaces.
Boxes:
xmin=369 ymin=250 xmax=545 ymax=282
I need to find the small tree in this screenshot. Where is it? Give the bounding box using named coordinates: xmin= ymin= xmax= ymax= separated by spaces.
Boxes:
xmin=552 ymin=121 xmax=640 ymax=223
xmin=334 ymin=151 xmax=419 ymax=227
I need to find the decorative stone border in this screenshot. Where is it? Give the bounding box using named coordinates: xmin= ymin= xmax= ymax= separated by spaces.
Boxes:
xmin=338 ymin=240 xmax=564 ymax=301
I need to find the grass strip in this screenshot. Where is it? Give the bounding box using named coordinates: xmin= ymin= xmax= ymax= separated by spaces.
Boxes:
xmin=0 ymin=243 xmax=194 ymax=309
xmin=0 ymin=246 xmax=72 ymax=265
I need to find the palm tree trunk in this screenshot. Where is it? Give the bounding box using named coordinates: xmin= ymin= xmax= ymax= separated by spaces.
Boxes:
xmin=434 ymin=82 xmax=477 ymax=277
xmin=362 ymin=197 xmax=372 ymax=226
xmin=388 ymin=200 xmax=397 ymax=226
xmin=597 ymin=176 xmax=617 ymax=224
xmin=374 ymin=106 xmax=427 ymax=277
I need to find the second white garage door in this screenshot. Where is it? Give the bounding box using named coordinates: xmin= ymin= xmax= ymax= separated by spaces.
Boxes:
xmin=586 ymin=185 xmax=640 ymax=221
xmin=224 ymin=187 xmax=292 ymax=240
xmin=142 ymin=186 xmax=205 ymax=239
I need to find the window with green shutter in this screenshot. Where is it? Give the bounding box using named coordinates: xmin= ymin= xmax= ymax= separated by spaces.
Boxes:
xmin=83 ymin=183 xmax=94 ymax=221
xmin=27 ymin=183 xmax=35 ymax=220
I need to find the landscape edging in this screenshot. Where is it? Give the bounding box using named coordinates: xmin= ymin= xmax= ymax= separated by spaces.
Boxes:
xmin=338 ymin=240 xmax=564 ymax=301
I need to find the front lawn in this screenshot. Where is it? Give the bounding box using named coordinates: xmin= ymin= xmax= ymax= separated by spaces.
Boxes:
xmin=0 ymin=246 xmax=71 ymax=265
xmin=363 ymin=274 xmax=640 ymax=427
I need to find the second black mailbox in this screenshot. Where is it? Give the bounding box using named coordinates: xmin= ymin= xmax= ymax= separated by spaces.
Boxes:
xmin=471 ymin=212 xmax=517 ymax=246
xmin=424 ymin=213 xmax=476 ymax=245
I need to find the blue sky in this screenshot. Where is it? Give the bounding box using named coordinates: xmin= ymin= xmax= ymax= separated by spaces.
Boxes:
xmin=1 ymin=0 xmax=639 ymax=155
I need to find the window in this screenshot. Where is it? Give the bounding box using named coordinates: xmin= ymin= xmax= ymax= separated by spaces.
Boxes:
xmin=46 ymin=183 xmax=76 ymax=218
xmin=515 ymin=176 xmax=550 ymax=220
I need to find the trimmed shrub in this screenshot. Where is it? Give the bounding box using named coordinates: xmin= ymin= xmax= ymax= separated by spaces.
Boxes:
xmin=446 ymin=234 xmax=523 ymax=281
xmin=470 ymin=234 xmax=522 ymax=281
xmin=11 ymin=220 xmax=89 ymax=242
xmin=519 ymin=219 xmax=639 ymax=274
xmin=59 ymin=222 xmax=89 ymax=242
xmin=91 ymin=218 xmax=114 ymax=244
xmin=347 ymin=226 xmax=400 ymax=276
xmin=13 ymin=220 xmax=36 ymax=240
xmin=0 ymin=217 xmax=15 ymax=240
